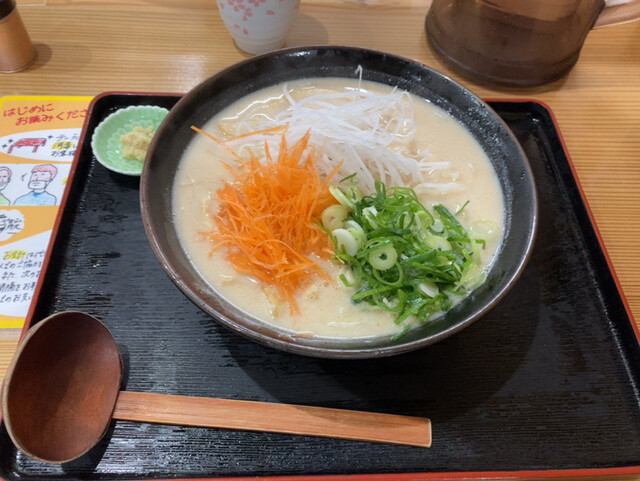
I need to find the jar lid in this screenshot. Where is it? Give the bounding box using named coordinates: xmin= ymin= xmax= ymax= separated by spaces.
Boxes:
xmin=0 ymin=0 xmax=16 ymax=19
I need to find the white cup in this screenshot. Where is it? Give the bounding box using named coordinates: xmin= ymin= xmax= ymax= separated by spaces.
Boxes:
xmin=216 ymin=0 xmax=300 ymax=55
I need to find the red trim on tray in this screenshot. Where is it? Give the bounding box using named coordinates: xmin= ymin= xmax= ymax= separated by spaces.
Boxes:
xmin=19 ymin=96 xmax=95 ymax=338
xmin=151 ymin=465 xmax=640 ymax=480
xmin=7 ymin=94 xmax=640 ymax=481
xmin=21 ymin=92 xmax=182 ymax=337
xmin=485 ymin=97 xmax=640 ymax=346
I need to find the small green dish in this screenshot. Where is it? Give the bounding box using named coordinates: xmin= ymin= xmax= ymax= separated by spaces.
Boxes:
xmin=91 ymin=105 xmax=169 ymax=176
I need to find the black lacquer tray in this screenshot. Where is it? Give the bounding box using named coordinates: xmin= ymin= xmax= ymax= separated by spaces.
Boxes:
xmin=1 ymin=93 xmax=639 ymax=480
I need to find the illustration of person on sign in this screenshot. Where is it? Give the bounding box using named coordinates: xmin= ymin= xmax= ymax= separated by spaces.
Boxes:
xmin=0 ymin=166 xmax=11 ymax=205
xmin=14 ymin=164 xmax=58 ymax=206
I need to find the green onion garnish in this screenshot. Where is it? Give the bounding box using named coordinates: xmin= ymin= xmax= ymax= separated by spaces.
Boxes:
xmin=322 ymin=179 xmax=486 ymax=329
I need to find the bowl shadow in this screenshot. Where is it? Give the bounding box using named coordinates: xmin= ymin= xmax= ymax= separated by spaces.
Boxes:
xmin=216 ymin=265 xmax=540 ymax=424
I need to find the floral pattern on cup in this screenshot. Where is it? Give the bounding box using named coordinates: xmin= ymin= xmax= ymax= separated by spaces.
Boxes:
xmin=217 ymin=0 xmax=300 ymax=54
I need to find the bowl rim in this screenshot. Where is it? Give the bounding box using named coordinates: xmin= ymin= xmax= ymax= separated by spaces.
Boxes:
xmin=140 ymin=45 xmax=538 ymax=359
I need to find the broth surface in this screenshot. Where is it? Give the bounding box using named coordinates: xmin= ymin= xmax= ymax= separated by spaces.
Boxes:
xmin=173 ymin=78 xmax=504 ymax=338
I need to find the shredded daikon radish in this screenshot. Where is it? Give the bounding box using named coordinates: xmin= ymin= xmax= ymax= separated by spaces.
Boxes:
xmin=219 ymin=79 xmax=462 ymax=194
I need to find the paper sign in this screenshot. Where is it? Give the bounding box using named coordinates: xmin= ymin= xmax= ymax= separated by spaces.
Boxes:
xmin=0 ymin=95 xmax=93 ymax=328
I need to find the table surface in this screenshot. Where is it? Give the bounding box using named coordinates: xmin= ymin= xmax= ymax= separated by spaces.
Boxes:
xmin=1 ymin=1 xmax=639 ymax=478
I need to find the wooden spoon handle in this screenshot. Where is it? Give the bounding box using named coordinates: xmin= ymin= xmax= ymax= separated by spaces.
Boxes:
xmin=113 ymin=390 xmax=431 ymax=447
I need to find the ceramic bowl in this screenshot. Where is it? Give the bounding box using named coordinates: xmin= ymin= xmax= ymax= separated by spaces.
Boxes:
xmin=91 ymin=105 xmax=169 ymax=176
xmin=140 ymin=46 xmax=538 ymax=359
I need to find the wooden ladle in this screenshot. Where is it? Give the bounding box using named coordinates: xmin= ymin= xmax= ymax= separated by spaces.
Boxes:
xmin=1 ymin=311 xmax=431 ymax=463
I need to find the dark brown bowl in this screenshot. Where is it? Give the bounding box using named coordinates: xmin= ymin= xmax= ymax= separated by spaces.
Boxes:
xmin=140 ymin=46 xmax=537 ymax=359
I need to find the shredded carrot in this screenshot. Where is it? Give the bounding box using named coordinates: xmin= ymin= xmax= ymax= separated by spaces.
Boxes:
xmin=198 ymin=128 xmax=340 ymax=314
xmin=225 ymin=124 xmax=288 ymax=142
xmin=191 ymin=126 xmax=243 ymax=162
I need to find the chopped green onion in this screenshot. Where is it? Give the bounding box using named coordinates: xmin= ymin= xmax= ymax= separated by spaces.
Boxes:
xmin=340 ymin=173 xmax=358 ymax=183
xmin=418 ymin=281 xmax=439 ymax=298
xmin=469 ymin=219 xmax=498 ymax=241
xmin=362 ymin=206 xmax=379 ymax=229
xmin=326 ymin=178 xmax=485 ymax=333
xmin=368 ymin=244 xmax=398 ymax=270
xmin=425 ymin=234 xmax=452 ymax=252
xmin=332 ymin=228 xmax=360 ymax=256
xmin=330 ymin=183 xmax=362 ymax=209
xmin=321 ymin=204 xmax=349 ymax=231
xmin=456 ymin=200 xmax=470 ymax=215
xmin=345 ymin=220 xmax=366 ymax=247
